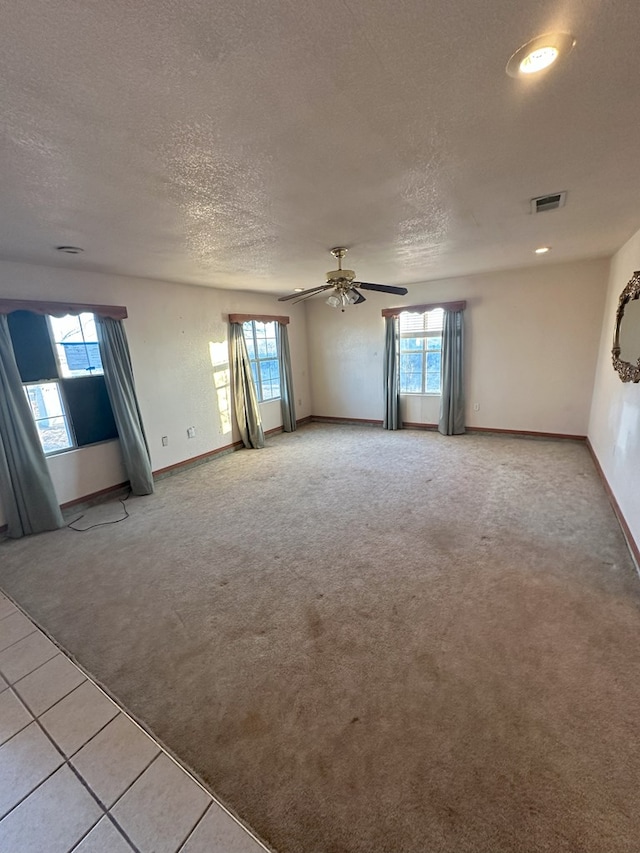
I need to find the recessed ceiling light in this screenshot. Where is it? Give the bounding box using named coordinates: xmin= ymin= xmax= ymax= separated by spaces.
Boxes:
xmin=534 ymin=246 xmax=551 ymax=254
xmin=294 ymin=288 xmax=304 ymax=292
xmin=506 ymin=33 xmax=576 ymax=78
xmin=56 ymin=245 xmax=84 ymax=254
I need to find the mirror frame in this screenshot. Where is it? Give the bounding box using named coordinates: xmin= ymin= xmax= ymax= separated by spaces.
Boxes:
xmin=612 ymin=270 xmax=640 ymax=383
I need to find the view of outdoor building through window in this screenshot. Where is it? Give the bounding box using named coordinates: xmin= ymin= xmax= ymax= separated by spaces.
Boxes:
xmin=399 ymin=308 xmax=444 ymax=394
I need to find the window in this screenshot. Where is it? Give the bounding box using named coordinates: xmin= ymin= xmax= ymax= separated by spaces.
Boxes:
xmin=242 ymin=320 xmax=281 ymax=402
xmin=399 ymin=308 xmax=443 ymax=394
xmin=8 ymin=311 xmax=118 ymax=456
xmin=49 ymin=313 xmax=103 ymax=378
xmin=24 ymin=382 xmax=74 ymax=454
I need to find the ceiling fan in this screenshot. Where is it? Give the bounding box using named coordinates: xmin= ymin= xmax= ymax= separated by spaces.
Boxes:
xmin=278 ymin=247 xmax=408 ymax=309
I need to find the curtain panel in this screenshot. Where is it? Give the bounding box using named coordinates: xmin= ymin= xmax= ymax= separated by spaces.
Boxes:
xmin=276 ymin=323 xmax=296 ymax=432
xmin=0 ymin=316 xmax=63 ymax=538
xmin=229 ymin=323 xmax=265 ymax=449
xmin=438 ymin=308 xmax=465 ymax=436
xmin=96 ymin=317 xmax=154 ymax=495
xmin=383 ymin=315 xmax=401 ymax=430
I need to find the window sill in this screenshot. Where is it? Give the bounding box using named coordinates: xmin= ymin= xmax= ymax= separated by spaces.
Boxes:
xmin=400 ymin=392 xmax=441 ymax=397
xmin=44 ymin=437 xmax=120 ymax=458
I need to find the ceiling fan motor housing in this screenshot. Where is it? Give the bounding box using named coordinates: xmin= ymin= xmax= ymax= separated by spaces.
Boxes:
xmin=326 ymin=269 xmax=356 ymax=286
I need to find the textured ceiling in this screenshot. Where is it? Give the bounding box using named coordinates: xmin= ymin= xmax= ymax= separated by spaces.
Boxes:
xmin=1 ymin=0 xmax=639 ymax=294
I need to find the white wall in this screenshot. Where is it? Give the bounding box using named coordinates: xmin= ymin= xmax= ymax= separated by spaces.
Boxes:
xmin=0 ymin=260 xmax=311 ymax=526
xmin=307 ymin=258 xmax=609 ymax=435
xmin=588 ymin=227 xmax=640 ymax=550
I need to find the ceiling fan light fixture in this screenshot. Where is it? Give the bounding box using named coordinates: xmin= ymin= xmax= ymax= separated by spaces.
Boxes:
xmin=326 ymin=294 xmax=342 ymax=308
xmin=506 ymin=33 xmax=575 ymax=78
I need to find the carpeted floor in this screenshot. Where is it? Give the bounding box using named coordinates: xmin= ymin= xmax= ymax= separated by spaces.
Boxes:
xmin=2 ymin=424 xmax=640 ymax=853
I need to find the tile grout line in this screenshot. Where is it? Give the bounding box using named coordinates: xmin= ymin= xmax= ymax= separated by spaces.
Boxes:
xmin=2 ymin=698 xmax=145 ymax=853
xmin=0 ymin=628 xmax=39 ymax=656
xmin=0 ymin=596 xmax=273 ymax=852
xmin=0 ymin=686 xmax=32 ymax=747
xmin=175 ymin=800 xmax=213 ymax=853
xmin=12 ymin=666 xmax=87 ymax=719
xmin=0 ymin=607 xmax=20 ymax=622
xmin=0 ymin=645 xmax=59 ymax=685
xmin=100 ymin=749 xmax=162 ymax=813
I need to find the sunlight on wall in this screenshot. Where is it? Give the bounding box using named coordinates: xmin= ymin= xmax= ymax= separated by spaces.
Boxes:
xmin=209 ymin=341 xmax=232 ymax=435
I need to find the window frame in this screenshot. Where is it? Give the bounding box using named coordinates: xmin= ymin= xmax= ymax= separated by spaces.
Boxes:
xmin=399 ymin=309 xmax=444 ymax=396
xmin=23 ymin=379 xmax=77 ymax=456
xmin=47 ymin=313 xmax=104 ymax=379
xmin=242 ymin=320 xmax=281 ymax=403
xmin=8 ymin=309 xmax=118 ymax=457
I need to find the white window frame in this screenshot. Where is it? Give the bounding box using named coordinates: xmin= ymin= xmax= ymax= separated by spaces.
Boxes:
xmin=242 ymin=320 xmax=281 ymax=403
xmin=23 ymin=379 xmax=77 ymax=456
xmin=48 ymin=313 xmax=104 ymax=379
xmin=399 ymin=308 xmax=444 ymax=395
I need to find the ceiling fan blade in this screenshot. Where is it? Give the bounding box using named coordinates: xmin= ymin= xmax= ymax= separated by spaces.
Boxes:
xmin=350 ymin=288 xmax=366 ymax=304
xmin=292 ymin=285 xmax=334 ymax=304
xmin=278 ymin=285 xmax=330 ymax=302
xmin=354 ymin=281 xmax=408 ymax=296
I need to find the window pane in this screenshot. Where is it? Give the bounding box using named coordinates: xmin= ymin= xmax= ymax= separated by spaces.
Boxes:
xmin=49 ymin=314 xmax=83 ymax=344
xmin=26 ymin=383 xmax=64 ymax=419
xmin=24 ymin=383 xmax=74 ymax=454
xmin=260 ymin=359 xmax=280 ymax=400
xmin=400 ymin=336 xmax=424 ymax=351
xmin=56 ymin=342 xmax=103 ymax=377
xmin=426 ymin=351 xmax=441 ymax=372
xmin=400 ymin=353 xmax=423 ymax=374
xmin=34 ymin=417 xmax=74 ymax=454
xmin=426 ymin=372 xmax=441 ymax=393
xmin=426 ymin=336 xmax=441 ymax=351
xmin=400 ymin=372 xmax=422 ymax=393
xmin=79 ymin=313 xmax=98 ymax=342
xmin=50 ymin=313 xmax=103 ymax=377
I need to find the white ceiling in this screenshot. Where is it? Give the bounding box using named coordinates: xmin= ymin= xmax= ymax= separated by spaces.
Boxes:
xmin=1 ymin=0 xmax=639 ymax=294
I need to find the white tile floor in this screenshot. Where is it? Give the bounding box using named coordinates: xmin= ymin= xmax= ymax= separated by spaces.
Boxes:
xmin=0 ymin=591 xmax=270 ymax=853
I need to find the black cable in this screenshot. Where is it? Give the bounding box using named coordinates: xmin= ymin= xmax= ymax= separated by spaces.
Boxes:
xmin=67 ymin=489 xmax=132 ymax=532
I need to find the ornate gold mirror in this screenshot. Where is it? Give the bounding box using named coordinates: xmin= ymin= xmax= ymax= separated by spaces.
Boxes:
xmin=612 ymin=270 xmax=640 ymax=383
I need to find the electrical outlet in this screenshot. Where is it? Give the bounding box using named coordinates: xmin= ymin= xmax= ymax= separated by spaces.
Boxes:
xmin=161 ymin=435 xmax=168 ymax=446
xmin=473 ymin=403 xmax=480 ymax=411
xmin=187 ymin=426 xmax=196 ymax=438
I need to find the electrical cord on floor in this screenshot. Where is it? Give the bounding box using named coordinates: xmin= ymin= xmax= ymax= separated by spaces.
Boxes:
xmin=66 ymin=489 xmax=132 ymax=533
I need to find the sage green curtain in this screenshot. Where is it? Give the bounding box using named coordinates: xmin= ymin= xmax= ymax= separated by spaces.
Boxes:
xmin=229 ymin=323 xmax=265 ymax=449
xmin=276 ymin=323 xmax=296 ymax=433
xmin=96 ymin=317 xmax=154 ymax=495
xmin=0 ymin=315 xmax=63 ymax=538
xmin=438 ymin=308 xmax=465 ymax=436
xmin=383 ymin=315 xmax=401 ymax=430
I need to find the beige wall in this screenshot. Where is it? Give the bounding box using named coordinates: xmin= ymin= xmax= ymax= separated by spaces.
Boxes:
xmin=588 ymin=227 xmax=640 ymax=552
xmin=307 ymin=258 xmax=609 ymax=434
xmin=0 ymin=260 xmax=311 ymax=526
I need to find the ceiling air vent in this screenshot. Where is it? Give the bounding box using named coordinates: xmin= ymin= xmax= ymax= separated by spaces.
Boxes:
xmin=531 ymin=191 xmax=567 ymax=213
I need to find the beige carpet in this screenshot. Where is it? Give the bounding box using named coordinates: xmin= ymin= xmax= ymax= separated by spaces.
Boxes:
xmin=1 ymin=424 xmax=640 ymax=853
